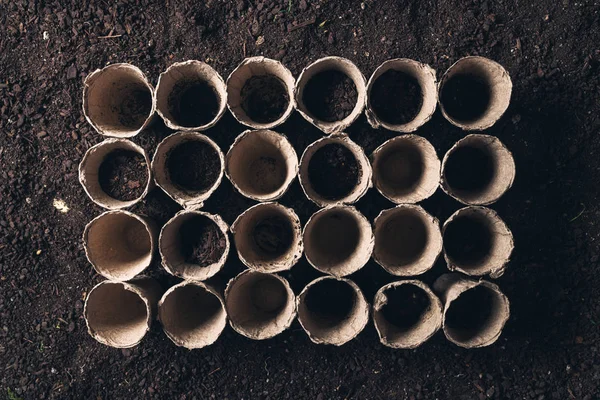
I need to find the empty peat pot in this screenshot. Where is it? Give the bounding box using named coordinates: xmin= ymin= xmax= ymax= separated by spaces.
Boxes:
xmin=373 ymin=205 xmax=442 ymax=276
xmin=433 ymin=273 xmax=510 ymax=348
xmin=84 ymin=277 xmax=162 ymax=348
xmin=366 ymin=58 xmax=437 ymax=132
xmin=371 ymin=134 xmax=440 ymax=204
xmin=299 ymin=134 xmax=372 ymax=206
xmin=442 ymin=206 xmax=513 ymax=278
xmin=373 ymin=280 xmax=443 ymax=349
xmin=159 ymin=210 xmax=230 ymax=281
xmin=303 ymin=205 xmax=373 ymax=277
xmin=297 ymin=276 xmax=369 ymax=345
xmin=438 ymin=56 xmax=512 ymax=130
xmin=82 ymin=63 xmax=155 ymax=138
xmin=225 ymin=270 xmax=296 ymax=340
xmin=158 ymin=281 xmax=227 ymax=349
xmin=155 ymin=60 xmax=227 ymax=130
xmin=83 ymin=210 xmax=157 ymax=281
xmin=441 ymin=134 xmax=516 ymax=205
xmin=226 ymin=57 xmax=295 ymax=129
xmin=295 ymin=56 xmax=366 ymax=134
xmin=225 ymin=130 xmax=298 ymax=201
xmin=152 ymin=131 xmax=224 ymax=208
xmin=231 ymin=202 xmax=303 ymax=272
xmin=79 ymin=139 xmax=152 ymax=209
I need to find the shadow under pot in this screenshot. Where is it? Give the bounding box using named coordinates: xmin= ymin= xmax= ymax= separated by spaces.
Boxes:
xmin=152 ymin=131 xmax=224 ymax=208
xmin=79 ymin=138 xmax=152 ymax=209
xmin=159 ymin=210 xmax=230 ymax=281
xmin=299 ymin=133 xmax=372 ymax=207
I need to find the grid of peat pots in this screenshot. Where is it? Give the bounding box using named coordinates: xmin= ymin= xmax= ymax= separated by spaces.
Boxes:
xmin=79 ymin=55 xmax=515 ymax=350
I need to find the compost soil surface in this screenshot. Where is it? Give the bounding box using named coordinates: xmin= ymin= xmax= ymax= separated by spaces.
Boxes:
xmin=441 ymin=73 xmax=492 ymax=122
xmin=166 ymin=139 xmax=221 ymax=192
xmin=97 ymin=149 xmax=148 ymax=201
xmin=370 ymin=69 xmax=423 ymax=125
xmin=168 ymin=80 xmax=220 ymax=127
xmin=179 ymin=215 xmax=227 ymax=266
xmin=302 ymin=70 xmax=358 ymax=121
xmin=1 ymin=0 xmax=600 ymax=399
xmin=308 ymin=143 xmax=361 ymax=200
xmin=241 ymin=75 xmax=290 ymax=123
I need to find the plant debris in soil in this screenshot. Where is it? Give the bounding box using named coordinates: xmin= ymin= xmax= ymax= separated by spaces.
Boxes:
xmin=118 ymin=87 xmax=153 ymax=129
xmin=302 ymin=70 xmax=358 ymax=122
xmin=370 ymin=69 xmax=423 ymax=125
xmin=179 ymin=215 xmax=226 ymax=266
xmin=443 ymin=215 xmax=492 ymax=266
xmin=241 ymin=75 xmax=289 ymax=123
xmin=252 ymin=215 xmax=294 ymax=258
xmin=441 ymin=74 xmax=491 ymax=122
xmin=304 ymin=279 xmax=355 ymax=323
xmin=380 ymin=285 xmax=430 ymax=330
xmin=166 ymin=140 xmax=221 ymax=193
xmin=444 ymin=146 xmax=494 ymax=191
xmin=168 ymin=80 xmax=220 ymax=127
xmin=97 ymin=149 xmax=147 ymax=201
xmin=308 ymin=143 xmax=360 ymax=200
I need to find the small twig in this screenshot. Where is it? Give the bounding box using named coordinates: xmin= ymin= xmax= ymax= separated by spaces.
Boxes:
xmin=208 ymin=367 xmax=221 ymax=376
xmin=98 ymin=34 xmax=122 ymax=39
xmin=569 ymin=204 xmax=586 ymax=222
xmin=289 ymin=17 xmax=316 ymax=31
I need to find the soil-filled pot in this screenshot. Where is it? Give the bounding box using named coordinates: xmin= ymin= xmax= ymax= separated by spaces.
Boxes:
xmin=373 ymin=205 xmax=442 ymax=276
xmin=373 ymin=280 xmax=443 ymax=349
xmin=295 ymin=57 xmax=366 ymax=134
xmin=366 ymin=58 xmax=437 ymax=132
xmin=82 ymin=63 xmax=155 ymax=138
xmin=442 ymin=206 xmax=513 ymax=278
xmin=231 ymin=202 xmax=303 ymax=273
xmin=159 ymin=210 xmax=230 ymax=281
xmin=155 ymin=60 xmax=227 ymax=131
xmin=371 ymin=134 xmax=440 ymax=204
xmin=303 ymin=205 xmax=373 ymax=277
xmin=438 ymin=56 xmax=512 ymax=130
xmin=79 ymin=139 xmax=152 ymax=210
xmin=152 ymin=131 xmax=225 ymax=208
xmin=225 ymin=130 xmax=298 ymax=201
xmin=158 ymin=281 xmax=227 ymax=349
xmin=84 ymin=277 xmax=162 ymax=348
xmin=441 ymin=134 xmax=515 ymax=206
xmin=433 ymin=273 xmax=510 ymax=348
xmin=225 ymin=270 xmax=296 ymax=340
xmin=299 ymin=133 xmax=372 ymax=206
xmin=83 ymin=210 xmax=157 ymax=281
xmin=226 ymin=57 xmax=295 ymax=129
xmin=297 ymin=276 xmax=369 ymax=345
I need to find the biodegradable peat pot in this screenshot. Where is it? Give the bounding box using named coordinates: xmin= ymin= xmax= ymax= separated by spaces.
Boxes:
xmin=366 ymin=58 xmax=437 ymax=132
xmin=84 ymin=277 xmax=162 ymax=348
xmin=441 ymin=134 xmax=515 ymax=206
xmin=158 ymin=281 xmax=227 ymax=349
xmin=225 ymin=270 xmax=296 ymax=340
xmin=297 ymin=276 xmax=369 ymax=346
xmin=299 ymin=134 xmax=372 ymax=207
xmin=225 ymin=130 xmax=298 ymax=201
xmin=371 ymin=134 xmax=440 ymax=204
xmin=433 ymin=273 xmax=510 ymax=348
xmin=82 ymin=63 xmax=155 ymax=138
xmin=155 ymin=60 xmax=227 ymax=131
xmin=152 ymin=131 xmax=224 ymax=208
xmin=303 ymin=205 xmax=373 ymax=277
xmin=231 ymin=202 xmax=303 ymax=273
xmin=295 ymin=56 xmax=366 ymax=134
xmin=159 ymin=210 xmax=230 ymax=281
xmin=79 ymin=139 xmax=152 ymax=210
xmin=373 ymin=205 xmax=442 ymax=276
xmin=442 ymin=206 xmax=513 ymax=278
xmin=373 ymin=280 xmax=443 ymax=349
xmin=438 ymin=56 xmax=512 ymax=130
xmin=226 ymin=57 xmax=296 ymax=129
xmin=83 ymin=210 xmax=157 ymax=281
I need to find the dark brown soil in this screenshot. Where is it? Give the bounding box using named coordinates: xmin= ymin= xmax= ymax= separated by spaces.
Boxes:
xmin=441 ymin=74 xmax=491 ymax=122
xmin=307 ymin=143 xmax=360 ymax=200
xmin=302 ymin=70 xmax=357 ymax=121
xmin=179 ymin=215 xmax=226 ymax=266
xmin=97 ymin=149 xmax=147 ymax=201
xmin=252 ymin=215 xmax=293 ymax=258
xmin=166 ymin=140 xmax=221 ymax=193
xmin=168 ymin=80 xmax=220 ymax=127
xmin=304 ymin=279 xmax=355 ymax=324
xmin=241 ymin=75 xmax=289 ymax=123
xmin=444 ymin=215 xmax=492 ymax=266
xmin=370 ymin=69 xmax=423 ymax=124
xmin=2 ymin=0 xmax=600 ymax=399
xmin=118 ymin=88 xmax=153 ymax=128
xmin=444 ymin=146 xmax=495 ymax=192
xmin=380 ymin=284 xmax=431 ymax=330
xmin=445 ymin=286 xmax=494 ymax=341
